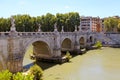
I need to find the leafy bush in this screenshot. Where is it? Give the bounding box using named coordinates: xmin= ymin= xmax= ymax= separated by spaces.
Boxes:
xmin=13 ymin=72 xmax=34 ymax=80
xmin=0 ymin=70 xmax=12 ymax=80
xmin=65 ymin=51 xmax=72 ymax=62
xmin=94 ymin=41 xmax=102 ymax=49
xmin=29 ymin=64 xmax=43 ymax=80
xmin=0 ymin=70 xmax=34 ymax=80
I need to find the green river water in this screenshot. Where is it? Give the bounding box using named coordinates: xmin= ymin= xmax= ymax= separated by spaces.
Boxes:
xmin=23 ymin=47 xmax=120 ymax=80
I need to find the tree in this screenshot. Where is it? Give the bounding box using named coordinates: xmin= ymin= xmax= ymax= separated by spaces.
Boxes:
xmin=39 ymin=13 xmax=56 ymax=32
xmin=0 ymin=70 xmax=12 ymax=80
xmin=117 ymin=21 xmax=120 ymax=32
xmin=29 ymin=64 xmax=43 ymax=80
xmin=104 ymin=17 xmax=119 ymax=32
xmin=65 ymin=51 xmax=72 ymax=62
xmin=13 ymin=72 xmax=34 ymax=80
xmin=94 ymin=41 xmax=102 ymax=49
xmin=56 ymin=12 xmax=80 ymax=32
xmin=13 ymin=14 xmax=34 ymax=32
xmin=0 ymin=12 xmax=80 ymax=32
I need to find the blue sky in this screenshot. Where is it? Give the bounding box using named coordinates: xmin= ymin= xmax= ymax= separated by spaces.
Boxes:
xmin=0 ymin=0 xmax=120 ymax=18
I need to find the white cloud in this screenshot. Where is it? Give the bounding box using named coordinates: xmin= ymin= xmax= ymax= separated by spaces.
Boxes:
xmin=65 ymin=5 xmax=70 ymax=9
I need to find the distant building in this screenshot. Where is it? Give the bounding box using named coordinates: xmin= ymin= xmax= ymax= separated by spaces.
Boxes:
xmin=101 ymin=18 xmax=105 ymax=32
xmin=80 ymin=16 xmax=102 ymax=32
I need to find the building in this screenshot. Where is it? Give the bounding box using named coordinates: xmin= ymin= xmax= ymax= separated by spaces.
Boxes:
xmin=80 ymin=16 xmax=102 ymax=32
xmin=100 ymin=18 xmax=105 ymax=32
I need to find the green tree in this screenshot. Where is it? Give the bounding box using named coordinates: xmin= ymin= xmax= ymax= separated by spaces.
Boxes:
xmin=56 ymin=12 xmax=80 ymax=32
xmin=104 ymin=17 xmax=119 ymax=32
xmin=0 ymin=18 xmax=10 ymax=32
xmin=0 ymin=12 xmax=80 ymax=32
xmin=13 ymin=72 xmax=34 ymax=80
xmin=0 ymin=70 xmax=12 ymax=80
xmin=65 ymin=51 xmax=72 ymax=62
xmin=39 ymin=13 xmax=56 ymax=32
xmin=13 ymin=14 xmax=33 ymax=32
xmin=94 ymin=41 xmax=102 ymax=49
xmin=29 ymin=64 xmax=43 ymax=80
xmin=117 ymin=21 xmax=120 ymax=32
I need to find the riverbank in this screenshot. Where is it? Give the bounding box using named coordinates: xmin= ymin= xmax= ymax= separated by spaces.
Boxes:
xmin=42 ymin=47 xmax=120 ymax=80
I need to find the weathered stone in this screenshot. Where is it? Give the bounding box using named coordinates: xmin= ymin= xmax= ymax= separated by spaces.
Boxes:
xmin=0 ymin=31 xmax=97 ymax=72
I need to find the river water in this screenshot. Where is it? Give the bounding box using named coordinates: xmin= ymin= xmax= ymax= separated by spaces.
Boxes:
xmin=42 ymin=47 xmax=120 ymax=80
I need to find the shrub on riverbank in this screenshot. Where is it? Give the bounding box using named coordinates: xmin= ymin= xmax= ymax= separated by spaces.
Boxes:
xmin=13 ymin=72 xmax=34 ymax=80
xmin=29 ymin=64 xmax=43 ymax=80
xmin=65 ymin=51 xmax=72 ymax=62
xmin=0 ymin=70 xmax=12 ymax=80
xmin=94 ymin=41 xmax=102 ymax=49
xmin=0 ymin=70 xmax=34 ymax=80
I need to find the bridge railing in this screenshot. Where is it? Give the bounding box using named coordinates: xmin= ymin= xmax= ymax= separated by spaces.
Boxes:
xmin=0 ymin=32 xmax=10 ymax=37
xmin=0 ymin=31 xmax=96 ymax=37
xmin=0 ymin=32 xmax=56 ymax=37
xmin=17 ymin=32 xmax=55 ymax=37
xmin=60 ymin=32 xmax=75 ymax=36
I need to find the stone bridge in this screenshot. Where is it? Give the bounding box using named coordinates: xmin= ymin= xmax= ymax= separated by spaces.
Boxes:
xmin=0 ymin=17 xmax=96 ymax=72
xmin=0 ymin=30 xmax=96 ymax=73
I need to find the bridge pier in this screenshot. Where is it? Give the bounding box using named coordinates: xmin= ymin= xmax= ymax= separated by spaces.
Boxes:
xmin=7 ymin=35 xmax=24 ymax=73
xmin=74 ymin=41 xmax=81 ymax=54
xmin=53 ymin=30 xmax=61 ymax=57
xmin=53 ymin=48 xmax=61 ymax=57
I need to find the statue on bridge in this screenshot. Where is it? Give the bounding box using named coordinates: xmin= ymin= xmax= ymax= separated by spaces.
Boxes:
xmin=61 ymin=26 xmax=64 ymax=32
xmin=10 ymin=16 xmax=16 ymax=32
xmin=38 ymin=23 xmax=42 ymax=32
xmin=54 ymin=22 xmax=58 ymax=32
xmin=74 ymin=25 xmax=78 ymax=32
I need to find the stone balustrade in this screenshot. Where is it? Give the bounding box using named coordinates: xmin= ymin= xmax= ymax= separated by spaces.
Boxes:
xmin=0 ymin=32 xmax=55 ymax=37
xmin=0 ymin=31 xmax=96 ymax=38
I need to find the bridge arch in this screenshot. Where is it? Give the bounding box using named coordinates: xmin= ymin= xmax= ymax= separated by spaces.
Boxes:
xmin=89 ymin=36 xmax=93 ymax=42
xmin=32 ymin=41 xmax=51 ymax=57
xmin=24 ymin=38 xmax=52 ymax=57
xmin=88 ymin=35 xmax=95 ymax=45
xmin=61 ymin=38 xmax=73 ymax=51
xmin=79 ymin=37 xmax=85 ymax=49
xmin=22 ymin=38 xmax=52 ymax=69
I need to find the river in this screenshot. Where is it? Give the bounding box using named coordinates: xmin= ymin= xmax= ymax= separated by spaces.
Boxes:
xmin=42 ymin=47 xmax=120 ymax=80
xmin=23 ymin=47 xmax=120 ymax=80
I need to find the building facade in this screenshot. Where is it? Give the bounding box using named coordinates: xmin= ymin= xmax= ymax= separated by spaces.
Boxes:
xmin=80 ymin=16 xmax=102 ymax=32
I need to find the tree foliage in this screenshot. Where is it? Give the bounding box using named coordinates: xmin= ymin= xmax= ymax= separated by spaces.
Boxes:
xmin=13 ymin=72 xmax=34 ymax=80
xmin=0 ymin=70 xmax=12 ymax=80
xmin=65 ymin=51 xmax=72 ymax=62
xmin=0 ymin=12 xmax=80 ymax=32
xmin=29 ymin=64 xmax=43 ymax=80
xmin=94 ymin=41 xmax=102 ymax=49
xmin=56 ymin=12 xmax=80 ymax=32
xmin=0 ymin=70 xmax=34 ymax=80
xmin=104 ymin=17 xmax=120 ymax=32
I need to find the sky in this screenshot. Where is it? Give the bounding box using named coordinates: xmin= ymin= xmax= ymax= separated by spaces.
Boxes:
xmin=0 ymin=0 xmax=120 ymax=18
